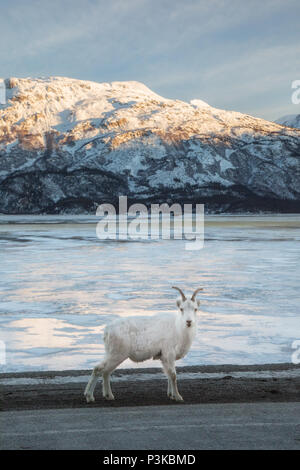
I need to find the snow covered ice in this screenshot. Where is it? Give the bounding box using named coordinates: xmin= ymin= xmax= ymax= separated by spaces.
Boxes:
xmin=0 ymin=214 xmax=299 ymax=372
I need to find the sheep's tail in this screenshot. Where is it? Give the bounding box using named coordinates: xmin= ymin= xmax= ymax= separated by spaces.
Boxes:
xmin=103 ymin=327 xmax=110 ymax=352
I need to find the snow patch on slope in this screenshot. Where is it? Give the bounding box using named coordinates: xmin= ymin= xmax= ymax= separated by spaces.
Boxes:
xmin=190 ymin=99 xmax=211 ymax=108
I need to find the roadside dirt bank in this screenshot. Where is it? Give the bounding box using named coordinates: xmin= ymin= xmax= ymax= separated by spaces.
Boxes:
xmin=1 ymin=363 xmax=299 ymax=411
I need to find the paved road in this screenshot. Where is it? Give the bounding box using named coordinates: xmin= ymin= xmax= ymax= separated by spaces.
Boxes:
xmin=1 ymin=402 xmax=300 ymax=450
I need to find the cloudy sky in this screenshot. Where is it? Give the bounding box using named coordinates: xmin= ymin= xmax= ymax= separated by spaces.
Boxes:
xmin=1 ymin=0 xmax=299 ymax=120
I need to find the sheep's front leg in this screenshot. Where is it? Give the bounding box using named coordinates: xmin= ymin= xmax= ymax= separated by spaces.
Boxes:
xmin=162 ymin=360 xmax=183 ymax=402
xmin=170 ymin=369 xmax=183 ymax=402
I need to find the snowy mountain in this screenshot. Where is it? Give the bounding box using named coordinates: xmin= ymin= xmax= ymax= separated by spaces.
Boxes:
xmin=275 ymin=114 xmax=300 ymax=129
xmin=0 ymin=76 xmax=300 ymax=214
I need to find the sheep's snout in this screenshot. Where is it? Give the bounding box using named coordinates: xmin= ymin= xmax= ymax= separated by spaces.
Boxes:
xmin=186 ymin=320 xmax=192 ymax=328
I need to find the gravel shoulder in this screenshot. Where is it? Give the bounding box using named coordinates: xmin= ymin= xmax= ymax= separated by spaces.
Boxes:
xmin=1 ymin=363 xmax=299 ymax=412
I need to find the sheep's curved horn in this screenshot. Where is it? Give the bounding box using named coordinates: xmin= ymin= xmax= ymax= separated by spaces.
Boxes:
xmin=191 ymin=288 xmax=203 ymax=301
xmin=172 ymin=286 xmax=186 ymax=301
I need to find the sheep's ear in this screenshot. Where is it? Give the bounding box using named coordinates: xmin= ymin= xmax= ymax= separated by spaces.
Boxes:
xmin=176 ymin=299 xmax=182 ymax=308
xmin=197 ymin=299 xmax=201 ymax=308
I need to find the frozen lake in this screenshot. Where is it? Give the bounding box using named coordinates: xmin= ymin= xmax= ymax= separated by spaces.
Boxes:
xmin=0 ymin=214 xmax=299 ymax=372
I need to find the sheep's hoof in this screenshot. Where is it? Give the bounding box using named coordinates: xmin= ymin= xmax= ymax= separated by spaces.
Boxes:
xmin=104 ymin=393 xmax=115 ymax=401
xmin=84 ymin=393 xmax=95 ymax=403
xmin=171 ymin=394 xmax=183 ymax=402
xmin=175 ymin=396 xmax=184 ymax=402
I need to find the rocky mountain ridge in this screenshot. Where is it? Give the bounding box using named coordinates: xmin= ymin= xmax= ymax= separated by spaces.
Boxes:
xmin=275 ymin=114 xmax=300 ymax=129
xmin=0 ymin=76 xmax=299 ymax=213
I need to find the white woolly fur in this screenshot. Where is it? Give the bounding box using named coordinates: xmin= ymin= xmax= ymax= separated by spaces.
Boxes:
xmin=84 ymin=287 xmax=203 ymax=402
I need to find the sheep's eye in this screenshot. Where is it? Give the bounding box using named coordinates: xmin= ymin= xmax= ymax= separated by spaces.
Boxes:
xmin=194 ymin=308 xmax=197 ymax=312
xmin=180 ymin=308 xmax=184 ymax=313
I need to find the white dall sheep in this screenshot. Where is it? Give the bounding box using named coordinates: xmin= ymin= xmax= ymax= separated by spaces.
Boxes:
xmin=84 ymin=286 xmax=203 ymax=402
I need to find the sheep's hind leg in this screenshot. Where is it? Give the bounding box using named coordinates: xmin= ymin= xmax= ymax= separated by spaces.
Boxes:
xmin=167 ymin=377 xmax=172 ymax=397
xmin=102 ymin=356 xmax=126 ymax=400
xmin=84 ymin=360 xmax=106 ymax=403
